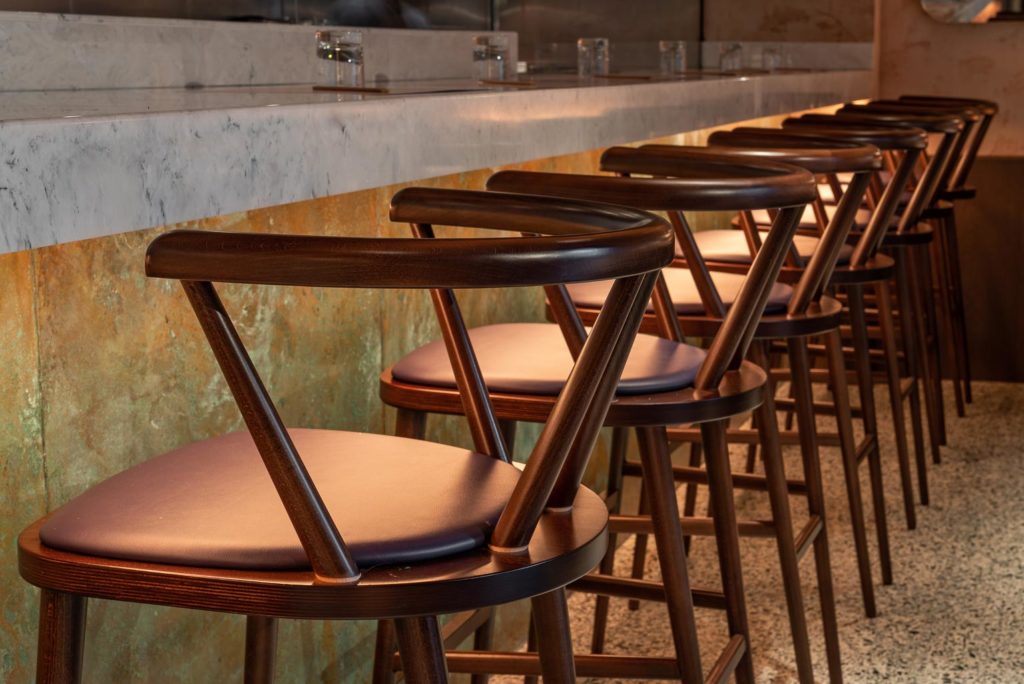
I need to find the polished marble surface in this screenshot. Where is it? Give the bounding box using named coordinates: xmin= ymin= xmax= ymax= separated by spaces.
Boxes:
xmin=0 ymin=69 xmax=871 ymax=253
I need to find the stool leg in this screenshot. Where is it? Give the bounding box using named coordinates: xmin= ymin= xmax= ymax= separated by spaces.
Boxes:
xmin=591 ymin=426 xmax=628 ymax=654
xmin=851 ymin=282 xmax=915 ymax=531
xmin=36 ymin=589 xmax=86 ymax=684
xmin=896 ymin=248 xmax=943 ymax=465
xmin=372 ymin=620 xmax=398 ymax=684
xmin=791 ymin=336 xmax=877 ymax=617
xmin=244 ymin=616 xmax=278 ymax=684
xmin=700 ymin=420 xmax=755 ymax=684
xmin=749 ymin=342 xmax=833 ymax=684
xmin=627 ymin=472 xmax=650 ymax=611
xmin=933 ymin=219 xmax=966 ymax=417
xmin=394 ymin=616 xmax=448 ymax=684
xmin=469 ymin=619 xmax=494 ymax=684
xmin=878 ymin=279 xmax=928 ymax=509
xmin=827 ymin=327 xmax=893 ymax=586
xmin=944 ymin=210 xmax=972 ymax=403
xmin=916 ymin=242 xmax=948 ymax=449
xmin=531 ymin=588 xmax=576 ymax=684
xmin=636 ymin=425 xmax=704 ymax=682
xmin=682 ymin=442 xmax=703 ymax=556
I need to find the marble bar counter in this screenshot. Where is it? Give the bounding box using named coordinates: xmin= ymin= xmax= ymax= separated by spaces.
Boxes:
xmin=0 ymin=69 xmax=870 ymax=254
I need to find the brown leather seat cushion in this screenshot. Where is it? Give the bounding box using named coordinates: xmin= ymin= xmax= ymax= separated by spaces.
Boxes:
xmin=749 ymin=203 xmax=873 ymax=231
xmin=39 ymin=429 xmax=521 ymax=570
xmin=568 ymin=267 xmax=792 ymax=315
xmin=694 ymin=229 xmax=854 ymax=265
xmin=391 ymin=323 xmax=706 ymax=396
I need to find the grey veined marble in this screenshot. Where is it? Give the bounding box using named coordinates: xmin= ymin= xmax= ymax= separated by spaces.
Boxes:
xmin=0 ymin=70 xmax=870 ymax=254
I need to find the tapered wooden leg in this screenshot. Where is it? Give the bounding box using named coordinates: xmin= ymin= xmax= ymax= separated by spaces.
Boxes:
xmin=523 ymin=617 xmax=538 ymax=684
xmin=36 ymin=589 xmax=86 ymax=684
xmin=591 ymin=426 xmax=628 ymax=654
xmin=395 ymin=616 xmax=448 ymax=684
xmin=699 ymin=420 xmax=755 ymax=684
xmin=627 ymin=470 xmax=650 ymax=611
xmin=827 ymin=328 xmax=893 ymax=587
xmin=895 ymin=247 xmax=942 ymax=466
xmin=933 ymin=219 xmax=966 ymax=417
xmin=791 ymin=337 xmax=877 ymax=617
xmin=636 ymin=426 xmax=705 ymax=682
xmin=914 ymin=242 xmax=948 ymax=449
xmin=876 ymin=279 xmax=926 ymax=514
xmin=395 ymin=408 xmax=428 ymax=439
xmin=469 ymin=619 xmax=494 ymax=684
xmin=750 ymin=342 xmax=838 ymax=684
xmin=944 ymin=211 xmax=972 ymax=403
xmin=682 ymin=442 xmax=703 ymax=555
xmin=244 ymin=616 xmax=278 ymax=684
xmin=531 ymin=588 xmax=576 ymax=684
xmin=372 ymin=620 xmax=398 ymax=684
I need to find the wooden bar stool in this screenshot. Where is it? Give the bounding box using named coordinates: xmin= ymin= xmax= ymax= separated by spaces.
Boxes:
xmin=380 ymin=154 xmax=818 ymax=682
xmin=767 ymin=122 xmax=933 ymax=527
xmin=607 ymin=138 xmax=884 ymax=625
xmin=895 ymin=96 xmax=1000 ymax=408
xmin=488 ymin=153 xmax=846 ymax=683
xmin=855 ymin=100 xmax=984 ymax=417
xmin=792 ymin=108 xmax=965 ymax=469
xmin=18 ymin=187 xmax=675 ymax=684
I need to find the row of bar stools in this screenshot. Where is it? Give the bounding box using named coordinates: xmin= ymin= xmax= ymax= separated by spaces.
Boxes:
xmin=377 ymin=154 xmax=822 ymax=682
xmin=842 ymin=100 xmax=984 ymax=421
xmin=648 ymin=133 xmax=887 ymax=620
xmin=499 ymin=144 xmax=866 ymax=683
xmin=794 ymin=107 xmax=966 ymax=473
xmin=19 ymin=189 xmax=676 ymax=683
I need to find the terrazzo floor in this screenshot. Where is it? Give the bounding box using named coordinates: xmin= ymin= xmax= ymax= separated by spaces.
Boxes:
xmin=495 ymin=381 xmax=1024 ymax=683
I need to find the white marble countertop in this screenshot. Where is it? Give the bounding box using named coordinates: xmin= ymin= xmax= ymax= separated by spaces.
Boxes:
xmin=0 ymin=70 xmax=871 ymax=253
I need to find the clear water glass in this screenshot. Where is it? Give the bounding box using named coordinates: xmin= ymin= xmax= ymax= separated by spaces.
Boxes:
xmin=333 ymin=31 xmax=365 ymax=88
xmin=763 ymin=47 xmax=783 ymax=72
xmin=720 ymin=43 xmax=743 ymax=72
xmin=658 ymin=40 xmax=687 ymax=76
xmin=473 ymin=35 xmax=510 ymax=81
xmin=577 ymin=37 xmax=610 ymax=79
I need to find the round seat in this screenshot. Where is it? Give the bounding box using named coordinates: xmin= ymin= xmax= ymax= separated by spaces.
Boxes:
xmin=568 ymin=267 xmax=793 ymax=316
xmin=693 ymin=229 xmax=855 ymax=265
xmin=391 ymin=323 xmax=707 ymax=396
xmin=39 ymin=429 xmax=522 ymax=570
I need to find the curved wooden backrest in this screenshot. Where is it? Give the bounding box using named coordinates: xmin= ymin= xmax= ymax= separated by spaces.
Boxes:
xmin=828 ymin=107 xmax=963 ymax=230
xmin=488 ymin=149 xmax=814 ymax=212
xmin=487 ymin=153 xmax=815 ymax=394
xmin=780 ymin=117 xmax=928 ymax=262
xmin=899 ymin=94 xmax=998 ymax=116
xmin=698 ymin=132 xmax=880 ymax=308
xmin=897 ymin=95 xmax=998 ymax=190
xmin=145 ymin=188 xmax=673 ymax=580
xmin=835 ymin=105 xmax=963 ymax=134
xmin=861 ymin=101 xmax=980 ymax=192
xmin=775 ymin=121 xmax=929 ymax=151
xmin=701 ymin=132 xmax=881 ymax=174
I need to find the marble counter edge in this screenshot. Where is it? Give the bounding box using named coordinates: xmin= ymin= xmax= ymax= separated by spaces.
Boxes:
xmin=0 ymin=70 xmax=871 ymax=254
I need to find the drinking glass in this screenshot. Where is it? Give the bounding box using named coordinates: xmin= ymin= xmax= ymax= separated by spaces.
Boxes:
xmin=333 ymin=30 xmax=365 ymax=88
xmin=473 ymin=35 xmax=510 ymax=81
xmin=659 ymin=40 xmax=687 ymax=76
xmin=577 ymin=37 xmax=610 ymax=79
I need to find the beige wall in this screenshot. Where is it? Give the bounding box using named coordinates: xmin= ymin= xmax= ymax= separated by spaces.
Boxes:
xmin=877 ymin=0 xmax=1024 ymax=155
xmin=704 ymin=0 xmax=875 ymax=42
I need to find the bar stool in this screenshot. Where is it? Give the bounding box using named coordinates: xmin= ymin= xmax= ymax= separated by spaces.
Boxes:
xmin=895 ymin=96 xmax=1000 ymax=407
xmin=791 ymin=108 xmax=965 ymax=468
xmin=489 ymin=153 xmax=847 ymax=683
xmin=764 ymin=122 xmax=934 ymax=527
xmin=603 ymin=137 xmax=884 ymax=624
xmin=850 ymin=100 xmax=983 ymax=417
xmin=18 ymin=187 xmax=674 ymax=684
xmin=379 ymin=154 xmax=818 ymax=682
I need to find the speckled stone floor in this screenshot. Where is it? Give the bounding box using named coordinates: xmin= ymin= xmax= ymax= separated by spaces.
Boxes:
xmin=494 ymin=381 xmax=1024 ymax=683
